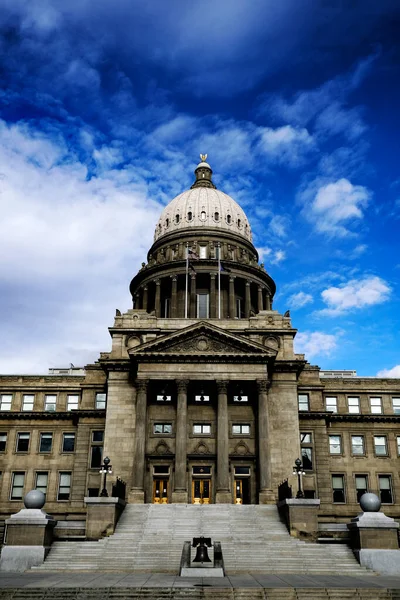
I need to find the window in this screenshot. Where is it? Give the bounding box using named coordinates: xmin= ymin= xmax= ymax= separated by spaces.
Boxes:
xmin=348 ymin=397 xmax=360 ymax=414
xmin=0 ymin=394 xmax=12 ymax=411
xmin=156 ymin=394 xmax=171 ymax=402
xmin=16 ymin=432 xmax=30 ymax=452
xmin=175 ymin=214 xmax=180 ymax=224
xmin=199 ymin=245 xmax=207 ymax=259
xmin=11 ymin=472 xmax=25 ymax=500
xmin=154 ymin=423 xmax=172 ymax=434
xmin=154 ymin=465 xmax=170 ymax=475
xmin=22 ymin=394 xmax=34 ymax=411
xmin=200 ymin=211 xmax=206 ymax=221
xmin=195 ymin=394 xmax=209 ymax=402
xmin=92 ymin=431 xmax=104 ymax=442
xmin=39 ymin=433 xmax=53 ymax=453
xmin=374 ymin=435 xmax=387 ymax=456
xmin=214 ymin=212 xmax=219 ymax=221
xmin=397 ymin=436 xmax=400 ymax=456
xmin=67 ymin=395 xmax=79 ymax=411
xmin=370 ymin=397 xmax=382 ymax=414
xmin=44 ymin=395 xmax=57 ymax=412
xmin=232 ymin=424 xmax=250 ymax=435
xmin=187 ymin=211 xmax=193 ymax=221
xmin=165 ymin=218 xmax=169 ymax=227
xmin=95 ymin=393 xmax=107 ymax=409
xmin=325 ymin=397 xmax=338 ymax=413
xmin=35 ymin=472 xmax=48 ymax=496
xmin=196 ymin=293 xmax=209 ymax=318
xmin=351 ymin=435 xmax=365 ymax=456
xmin=234 ymin=466 xmax=250 ymax=476
xmin=300 ymin=433 xmax=313 ymax=470
xmin=392 ymin=398 xmax=400 ymax=414
xmin=227 ymin=214 xmax=232 ymax=224
xmin=355 ymin=475 xmax=368 ymax=502
xmin=379 ymin=475 xmax=393 ymax=504
xmin=233 ymin=395 xmax=248 ymax=402
xmin=237 ymin=218 xmax=241 ymax=227
xmin=236 ymin=298 xmax=243 ymax=319
xmin=62 ymin=433 xmax=75 ymax=453
xmin=163 ymin=298 xmax=170 ymax=318
xmin=329 ymin=435 xmax=342 ymax=454
xmin=58 ymin=472 xmax=71 ymax=501
xmin=193 ymin=424 xmax=211 ymax=435
xmin=298 ymin=394 xmax=309 ymax=411
xmin=332 ymin=475 xmax=345 ymax=503
xmin=90 ymin=431 xmax=103 ymax=468
xmin=0 ymin=432 xmax=7 ymax=452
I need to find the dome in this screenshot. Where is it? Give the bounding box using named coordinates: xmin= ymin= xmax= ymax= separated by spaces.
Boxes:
xmin=154 ymin=158 xmax=252 ymax=243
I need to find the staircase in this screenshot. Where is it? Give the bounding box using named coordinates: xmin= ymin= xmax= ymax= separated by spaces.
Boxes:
xmin=36 ymin=504 xmax=369 ymax=574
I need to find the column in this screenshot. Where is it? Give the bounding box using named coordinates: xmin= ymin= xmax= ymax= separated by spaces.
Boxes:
xmin=265 ymin=294 xmax=271 ymax=310
xmin=155 ymin=279 xmax=161 ymax=317
xmin=171 ymin=276 xmax=178 ymax=317
xmin=210 ymin=273 xmax=217 ymax=318
xmin=143 ymin=286 xmax=148 ymax=312
xmin=172 ymin=379 xmax=189 ymax=503
xmin=245 ymin=280 xmax=251 ymax=318
xmin=129 ymin=379 xmax=148 ymax=503
xmin=190 ymin=273 xmax=196 ymax=318
xmin=229 ymin=276 xmax=236 ymax=319
xmin=257 ymin=286 xmax=263 ymax=313
xmin=134 ymin=292 xmax=140 ymax=310
xmin=257 ymin=379 xmax=274 ymax=503
xmin=216 ymin=380 xmax=231 ymax=503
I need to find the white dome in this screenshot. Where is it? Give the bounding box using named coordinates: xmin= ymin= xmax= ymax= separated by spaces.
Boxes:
xmin=154 ymin=187 xmax=252 ymax=242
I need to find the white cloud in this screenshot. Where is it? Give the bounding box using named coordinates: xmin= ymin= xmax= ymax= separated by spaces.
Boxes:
xmin=301 ymin=178 xmax=371 ymax=237
xmin=288 ymin=292 xmax=313 ymax=309
xmin=376 ymin=365 xmax=400 ymax=378
xmin=258 ymin=125 xmax=315 ymax=167
xmin=295 ymin=331 xmax=338 ymax=360
xmin=271 ymin=250 xmax=286 ymax=264
xmin=257 ymin=247 xmax=286 ymax=265
xmin=319 ymin=276 xmax=391 ymax=316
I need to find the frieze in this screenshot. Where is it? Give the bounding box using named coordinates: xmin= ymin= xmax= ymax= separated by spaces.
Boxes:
xmin=150 ymin=440 xmax=173 ymax=455
xmin=232 ymin=441 xmax=252 ymax=456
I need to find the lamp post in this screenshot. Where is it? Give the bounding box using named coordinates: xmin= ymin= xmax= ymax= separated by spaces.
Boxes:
xmin=292 ymin=458 xmax=306 ymax=499
xmin=99 ymin=456 xmax=112 ymax=497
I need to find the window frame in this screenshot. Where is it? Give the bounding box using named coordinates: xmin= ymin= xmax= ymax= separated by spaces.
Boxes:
xmin=39 ymin=432 xmax=53 ymax=453
xmin=90 ymin=430 xmax=104 ymax=469
xmin=374 ymin=435 xmax=388 ymax=457
xmin=196 ymin=292 xmax=209 ymax=318
xmin=231 ymin=424 xmax=250 ymax=436
xmin=392 ymin=398 xmax=400 ymax=415
xmin=198 ymin=245 xmax=207 ymax=259
xmin=348 ymin=396 xmax=360 ymax=414
xmin=325 ymin=396 xmax=338 ymax=413
xmin=95 ymin=393 xmax=107 ymax=410
xmin=355 ymin=474 xmax=368 ymax=503
xmin=22 ymin=394 xmax=34 ymax=411
xmin=192 ymin=423 xmax=212 ymax=435
xmin=0 ymin=394 xmax=13 ymax=411
xmin=44 ymin=394 xmax=57 ymax=412
xmin=16 ymin=432 xmax=30 ymax=453
xmin=329 ymin=434 xmax=342 ymax=455
xmin=62 ymin=432 xmax=76 ymax=453
xmin=66 ymin=394 xmax=79 ymax=411
xmin=351 ymin=434 xmax=365 ymax=456
xmin=298 ymin=393 xmax=309 ymax=411
xmin=378 ymin=474 xmax=394 ymax=504
xmin=332 ymin=474 xmax=346 ymax=503
xmin=57 ymin=471 xmax=72 ymax=501
xmin=0 ymin=432 xmax=7 ymax=452
xmin=153 ymin=423 xmax=173 ymax=435
xmin=370 ymin=397 xmax=382 ymax=414
xmin=10 ymin=471 xmax=25 ymax=500
xmin=300 ymin=432 xmax=313 ymax=470
xmin=35 ymin=471 xmax=49 ymax=497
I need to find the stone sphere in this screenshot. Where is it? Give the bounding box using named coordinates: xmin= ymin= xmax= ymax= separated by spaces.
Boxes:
xmin=24 ymin=489 xmax=46 ymax=509
xmin=359 ymin=492 xmax=381 ymax=512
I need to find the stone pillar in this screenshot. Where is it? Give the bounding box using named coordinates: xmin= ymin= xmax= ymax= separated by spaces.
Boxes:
xmin=257 ymin=379 xmax=274 ymax=503
xmin=85 ymin=497 xmax=126 ymax=540
xmin=265 ymin=294 xmax=271 ymax=310
xmin=210 ymin=273 xmax=217 ymax=318
xmin=258 ymin=286 xmax=263 ymax=313
xmin=216 ymin=380 xmax=231 ymax=503
xmin=134 ymin=292 xmax=140 ymax=310
xmin=190 ymin=273 xmax=196 ymax=318
xmin=229 ymin=277 xmax=236 ymax=319
xmin=172 ymin=379 xmax=189 ymax=503
xmin=129 ymin=379 xmax=148 ymax=503
xmin=245 ymin=280 xmax=251 ymax=318
xmin=143 ymin=286 xmax=148 ymax=312
xmin=155 ymin=280 xmax=161 ymax=317
xmin=171 ymin=276 xmax=178 ymax=317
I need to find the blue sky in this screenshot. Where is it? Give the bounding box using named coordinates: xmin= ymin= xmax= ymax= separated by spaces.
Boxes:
xmin=0 ymin=0 xmax=399 ymax=375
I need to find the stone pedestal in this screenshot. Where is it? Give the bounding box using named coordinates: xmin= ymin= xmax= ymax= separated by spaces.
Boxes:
xmin=85 ymin=497 xmax=126 ymax=540
xmin=259 ymin=489 xmax=276 ymax=504
xmin=278 ymin=498 xmax=320 ymax=541
xmin=0 ymin=507 xmax=56 ymax=572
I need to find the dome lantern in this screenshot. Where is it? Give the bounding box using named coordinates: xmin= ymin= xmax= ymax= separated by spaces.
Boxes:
xmin=190 ymin=153 xmax=216 ymax=190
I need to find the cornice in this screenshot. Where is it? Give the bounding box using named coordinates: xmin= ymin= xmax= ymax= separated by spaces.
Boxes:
xmin=273 ymin=360 xmax=306 ymax=375
xmin=98 ymin=359 xmax=131 ymax=373
xmin=0 ymin=410 xmax=106 ymax=423
xmin=299 ymin=411 xmax=400 ymax=423
xmin=132 ymin=352 xmax=271 ymax=364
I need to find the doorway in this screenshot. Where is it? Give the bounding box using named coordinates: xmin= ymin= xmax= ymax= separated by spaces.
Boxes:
xmin=192 ymin=478 xmax=211 ymax=504
xmin=234 ymin=478 xmax=251 ymax=504
xmin=153 ymin=478 xmax=169 ymax=503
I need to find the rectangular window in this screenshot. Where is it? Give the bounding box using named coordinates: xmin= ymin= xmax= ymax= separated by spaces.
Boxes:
xmin=234 ymin=466 xmax=250 ymax=476
xmin=95 ymin=393 xmax=107 ymax=409
xmin=154 ymin=423 xmax=172 ymax=434
xmin=348 ymin=397 xmax=360 ymax=414
xmin=301 ymin=447 xmax=313 ymax=470
xmin=196 ymin=293 xmax=209 ymax=318
xmin=397 ymin=436 xmax=400 ymax=456
xmin=325 ymin=396 xmax=338 ymax=413
xmin=192 ymin=466 xmax=211 ymax=475
xmin=300 ymin=433 xmax=312 ymax=444
xmin=298 ymin=394 xmax=309 ymax=411
xmin=233 ymin=395 xmax=248 ymax=402
xmin=22 ymin=394 xmax=34 ymax=411
xmin=90 ymin=446 xmax=103 ymax=468
xmin=193 ymin=424 xmax=211 ymax=435
xmin=329 ymin=435 xmax=342 ymax=454
xmin=379 ymin=475 xmax=393 ymax=504
xmin=39 ymin=432 xmax=53 ymax=453
xmin=11 ymin=472 xmax=25 ymax=500
xmin=35 ymin=472 xmax=48 ymax=496
xmin=92 ymin=431 xmax=104 ymax=442
xmin=0 ymin=394 xmax=12 ymax=411
xmin=44 ymin=395 xmax=57 ymax=412
xmin=195 ymin=395 xmax=210 ymax=402
xmin=67 ymin=395 xmax=79 ymax=411
xmin=236 ymin=298 xmax=243 ymax=319
xmin=62 ymin=433 xmax=76 ymax=453
xmin=351 ymin=435 xmax=365 ymax=456
xmin=232 ymin=424 xmax=250 ymax=435
xmin=392 ymin=398 xmax=400 ymax=414
xmin=156 ymin=394 xmax=171 ymax=402
xmin=154 ymin=465 xmax=170 ymax=475
xmin=370 ymin=397 xmax=382 ymax=414
xmin=355 ymin=475 xmax=368 ymax=502
xmin=199 ymin=245 xmax=207 ymax=259
xmin=16 ymin=432 xmax=30 ymax=452
xmin=374 ymin=435 xmax=388 ymax=456
xmin=332 ymin=475 xmax=345 ymax=503
xmin=0 ymin=432 xmax=7 ymax=452
xmin=163 ymin=298 xmax=170 ymax=318
xmin=58 ymin=472 xmax=71 ymax=501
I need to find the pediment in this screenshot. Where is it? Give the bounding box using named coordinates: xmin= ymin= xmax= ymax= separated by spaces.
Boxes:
xmin=128 ymin=322 xmax=277 ymax=362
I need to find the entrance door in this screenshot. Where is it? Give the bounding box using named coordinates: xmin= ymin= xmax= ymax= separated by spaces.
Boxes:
xmin=192 ymin=479 xmax=211 ymax=504
xmin=153 ymin=478 xmax=169 ymax=503
xmin=234 ymin=478 xmax=250 ymax=504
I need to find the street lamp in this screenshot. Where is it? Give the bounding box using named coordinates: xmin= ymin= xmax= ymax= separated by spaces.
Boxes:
xmin=292 ymin=458 xmax=306 ymax=499
xmin=99 ymin=456 xmax=113 ymax=497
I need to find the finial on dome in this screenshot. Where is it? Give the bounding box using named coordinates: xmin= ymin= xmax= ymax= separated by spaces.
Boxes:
xmin=200 ymin=153 xmax=207 ymax=162
xmin=191 ymin=154 xmax=217 ymax=189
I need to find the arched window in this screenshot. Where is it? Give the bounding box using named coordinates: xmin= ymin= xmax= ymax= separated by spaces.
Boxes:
xmin=200 ymin=211 xmax=206 ymax=221
xmin=188 ymin=211 xmax=193 ymax=221
xmin=227 ymin=214 xmax=232 ymax=224
xmin=165 ymin=218 xmax=169 ymax=227
xmin=214 ymin=212 xmax=219 ymax=221
xmin=237 ymin=218 xmax=241 ymax=227
xmin=158 ymin=224 xmax=162 ymax=232
xmin=175 ymin=214 xmax=180 ymax=223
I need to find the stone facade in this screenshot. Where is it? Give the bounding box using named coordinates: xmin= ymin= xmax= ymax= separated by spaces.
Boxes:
xmin=0 ymin=158 xmax=399 ymax=536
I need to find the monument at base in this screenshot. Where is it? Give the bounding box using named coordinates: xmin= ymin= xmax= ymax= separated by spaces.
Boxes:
xmin=0 ymin=490 xmax=56 ymax=572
